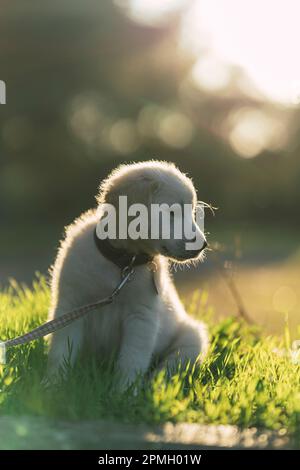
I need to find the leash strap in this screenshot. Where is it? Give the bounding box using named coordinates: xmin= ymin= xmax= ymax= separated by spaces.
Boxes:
xmin=0 ymin=260 xmax=136 ymax=364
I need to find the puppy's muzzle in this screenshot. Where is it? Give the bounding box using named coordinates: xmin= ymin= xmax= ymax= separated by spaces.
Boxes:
xmin=184 ymin=238 xmax=208 ymax=259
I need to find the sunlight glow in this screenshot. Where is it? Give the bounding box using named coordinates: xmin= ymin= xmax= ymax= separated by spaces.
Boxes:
xmin=157 ymin=111 xmax=194 ymax=148
xmin=126 ymin=0 xmax=300 ymax=105
xmin=124 ymin=0 xmax=298 ymax=156
xmin=191 ymin=55 xmax=230 ymax=92
xmin=226 ymin=108 xmax=287 ymax=158
xmin=137 ymin=105 xmax=194 ymax=148
xmin=182 ymin=0 xmax=300 ymax=105
xmin=110 ymin=119 xmax=139 ymax=154
xmin=117 ymin=0 xmax=187 ymax=26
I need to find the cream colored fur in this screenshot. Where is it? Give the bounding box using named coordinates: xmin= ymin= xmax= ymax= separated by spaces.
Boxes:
xmin=47 ymin=161 xmax=209 ymax=389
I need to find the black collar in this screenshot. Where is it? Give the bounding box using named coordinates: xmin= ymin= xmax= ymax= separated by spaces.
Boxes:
xmin=94 ymin=228 xmax=153 ymax=269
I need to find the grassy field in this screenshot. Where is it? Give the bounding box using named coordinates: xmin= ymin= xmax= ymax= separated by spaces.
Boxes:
xmin=0 ymin=278 xmax=299 ymax=444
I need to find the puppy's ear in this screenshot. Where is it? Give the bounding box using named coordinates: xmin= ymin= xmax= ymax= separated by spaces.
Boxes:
xmin=149 ymin=179 xmax=160 ymax=195
xmin=128 ymin=175 xmax=159 ymax=206
xmin=143 ymin=177 xmax=160 ymax=204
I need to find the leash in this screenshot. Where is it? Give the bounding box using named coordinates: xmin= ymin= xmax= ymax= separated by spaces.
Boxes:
xmin=0 ymin=256 xmax=137 ymax=365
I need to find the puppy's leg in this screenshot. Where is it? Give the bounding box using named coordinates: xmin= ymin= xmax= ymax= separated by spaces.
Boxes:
xmin=157 ymin=320 xmax=209 ymax=376
xmin=116 ymin=310 xmax=158 ymax=390
xmin=46 ymin=307 xmax=84 ymax=383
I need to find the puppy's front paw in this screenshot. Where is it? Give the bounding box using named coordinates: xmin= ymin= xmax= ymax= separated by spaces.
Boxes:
xmin=114 ymin=370 xmax=139 ymax=394
xmin=118 ymin=381 xmax=139 ymax=397
xmin=41 ymin=373 xmax=61 ymax=389
xmin=42 ymin=367 xmax=67 ymax=388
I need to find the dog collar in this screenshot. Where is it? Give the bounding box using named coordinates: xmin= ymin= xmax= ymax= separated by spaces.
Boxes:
xmin=94 ymin=227 xmax=153 ymax=269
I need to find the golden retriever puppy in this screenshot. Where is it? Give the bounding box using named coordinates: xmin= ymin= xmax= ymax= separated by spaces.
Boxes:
xmin=47 ymin=161 xmax=209 ymax=388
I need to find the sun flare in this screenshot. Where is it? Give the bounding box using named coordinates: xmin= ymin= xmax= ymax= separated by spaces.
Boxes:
xmin=127 ymin=0 xmax=300 ymax=106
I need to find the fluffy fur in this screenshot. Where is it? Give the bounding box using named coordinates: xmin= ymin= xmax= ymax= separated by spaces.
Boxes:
xmin=47 ymin=161 xmax=209 ymax=388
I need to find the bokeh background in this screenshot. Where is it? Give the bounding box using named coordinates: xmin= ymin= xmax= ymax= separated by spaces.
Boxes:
xmin=0 ymin=0 xmax=299 ymax=335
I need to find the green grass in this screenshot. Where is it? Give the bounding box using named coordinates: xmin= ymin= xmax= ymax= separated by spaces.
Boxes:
xmin=0 ymin=278 xmax=299 ymax=441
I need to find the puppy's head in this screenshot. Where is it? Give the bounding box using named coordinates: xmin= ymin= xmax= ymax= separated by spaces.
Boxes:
xmin=97 ymin=161 xmax=208 ymax=263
